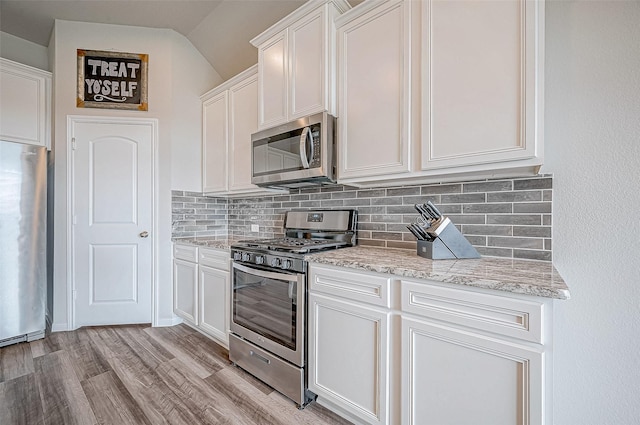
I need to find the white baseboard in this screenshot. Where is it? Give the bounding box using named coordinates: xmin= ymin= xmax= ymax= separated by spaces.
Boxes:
xmin=154 ymin=316 xmax=183 ymax=327
xmin=51 ymin=322 xmax=69 ymax=332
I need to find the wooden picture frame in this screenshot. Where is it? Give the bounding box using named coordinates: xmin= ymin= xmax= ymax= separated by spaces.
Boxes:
xmin=77 ymin=49 xmax=148 ymax=111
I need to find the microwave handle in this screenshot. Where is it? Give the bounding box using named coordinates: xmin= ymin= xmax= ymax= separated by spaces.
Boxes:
xmin=299 ymin=126 xmax=314 ymax=169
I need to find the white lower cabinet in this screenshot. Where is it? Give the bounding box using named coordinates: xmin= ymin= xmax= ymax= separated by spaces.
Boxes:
xmin=173 ymin=243 xmax=230 ymax=347
xmin=308 ymin=264 xmax=552 ymax=425
xmin=308 ymin=293 xmax=391 ymax=425
xmin=401 ymin=317 xmax=544 ymax=425
xmin=173 ymin=245 xmax=199 ymax=325
xmin=199 ymin=265 xmax=229 ymax=344
xmin=309 ymin=265 xmax=394 ymax=425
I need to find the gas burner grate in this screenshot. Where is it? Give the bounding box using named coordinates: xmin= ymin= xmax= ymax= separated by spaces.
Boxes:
xmin=236 ymin=237 xmax=347 ymax=253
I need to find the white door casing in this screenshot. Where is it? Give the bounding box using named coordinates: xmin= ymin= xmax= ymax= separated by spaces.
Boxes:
xmin=68 ymin=116 xmax=157 ymax=328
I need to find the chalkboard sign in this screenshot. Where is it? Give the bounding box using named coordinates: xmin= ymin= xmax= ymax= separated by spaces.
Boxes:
xmin=77 ymin=49 xmax=148 ymax=111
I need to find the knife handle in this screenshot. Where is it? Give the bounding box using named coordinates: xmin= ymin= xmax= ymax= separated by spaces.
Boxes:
xmin=425 ymin=201 xmax=442 ymax=219
xmin=406 ymin=225 xmax=422 ymax=240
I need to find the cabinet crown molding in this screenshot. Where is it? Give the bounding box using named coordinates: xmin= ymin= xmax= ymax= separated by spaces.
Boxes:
xmin=200 ymin=64 xmax=257 ymax=101
xmin=0 ymin=57 xmax=52 ymax=77
xmin=250 ymin=0 xmax=351 ymax=47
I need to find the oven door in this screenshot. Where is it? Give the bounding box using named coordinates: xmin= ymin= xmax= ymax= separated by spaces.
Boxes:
xmin=231 ymin=262 xmax=305 ymax=367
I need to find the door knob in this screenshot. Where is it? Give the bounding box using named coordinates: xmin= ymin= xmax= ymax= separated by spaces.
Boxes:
xmin=139 ymin=231 xmax=149 ymax=238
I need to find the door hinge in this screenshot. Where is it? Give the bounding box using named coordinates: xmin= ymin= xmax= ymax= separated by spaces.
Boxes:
xmin=72 ymin=137 xmax=76 ymax=150
xmin=73 ymin=290 xmax=77 ymax=301
xmin=73 ymin=215 xmax=77 ymax=225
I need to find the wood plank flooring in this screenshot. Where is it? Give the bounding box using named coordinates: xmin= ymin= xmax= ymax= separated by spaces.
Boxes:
xmin=0 ymin=324 xmax=352 ymax=425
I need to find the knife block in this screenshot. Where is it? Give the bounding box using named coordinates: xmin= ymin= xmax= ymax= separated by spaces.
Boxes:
xmin=416 ymin=218 xmax=480 ymax=260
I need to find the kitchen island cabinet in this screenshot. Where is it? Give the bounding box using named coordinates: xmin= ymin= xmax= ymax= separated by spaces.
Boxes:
xmin=335 ymin=0 xmax=544 ymax=187
xmin=306 ymin=247 xmax=566 ymax=425
xmin=173 ymin=241 xmax=231 ymax=347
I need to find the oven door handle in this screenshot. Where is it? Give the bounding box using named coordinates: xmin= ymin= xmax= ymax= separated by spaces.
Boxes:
xmin=232 ymin=261 xmax=301 ymax=282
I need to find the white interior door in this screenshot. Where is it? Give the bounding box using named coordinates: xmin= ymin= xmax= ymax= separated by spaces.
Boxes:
xmin=71 ymin=117 xmax=154 ymax=327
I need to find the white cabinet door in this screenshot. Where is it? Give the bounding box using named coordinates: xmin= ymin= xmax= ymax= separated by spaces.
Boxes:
xmin=289 ymin=7 xmax=325 ymax=119
xmin=173 ymin=259 xmax=198 ymax=325
xmin=421 ymin=0 xmax=542 ymax=170
xmin=257 ymin=30 xmax=288 ymax=129
xmin=308 ymin=293 xmax=390 ymax=425
xmin=0 ymin=58 xmax=51 ymax=149
xmin=402 ymin=316 xmax=544 ymax=425
xmin=199 ymin=265 xmax=230 ymax=346
xmin=254 ymin=1 xmax=348 ymax=129
xmin=202 ymin=91 xmax=228 ymax=193
xmin=228 ymin=73 xmax=259 ymax=192
xmin=337 ymin=0 xmax=412 ymax=179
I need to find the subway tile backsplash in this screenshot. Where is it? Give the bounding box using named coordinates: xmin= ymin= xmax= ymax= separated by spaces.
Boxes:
xmin=172 ymin=174 xmax=553 ymax=261
xmin=171 ymin=192 xmax=228 ymax=237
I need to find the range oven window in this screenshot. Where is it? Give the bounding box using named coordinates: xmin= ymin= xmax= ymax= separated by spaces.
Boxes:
xmin=232 ymin=266 xmax=297 ymax=350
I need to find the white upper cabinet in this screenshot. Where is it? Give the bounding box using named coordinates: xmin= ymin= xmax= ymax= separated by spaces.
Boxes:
xmin=0 ymin=58 xmax=51 ymax=149
xmin=336 ymin=0 xmax=413 ymax=179
xmin=257 ymin=30 xmax=288 ymax=128
xmin=336 ymin=0 xmax=545 ymax=186
xmin=251 ymin=0 xmax=351 ymax=130
xmin=228 ymin=73 xmax=260 ymax=192
xmin=202 ymin=90 xmax=229 ymax=193
xmin=421 ymin=0 xmax=543 ymax=171
xmin=201 ymin=65 xmax=284 ymax=196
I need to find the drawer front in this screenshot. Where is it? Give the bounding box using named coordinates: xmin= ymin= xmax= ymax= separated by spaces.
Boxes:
xmin=309 ymin=265 xmax=392 ymax=308
xmin=229 ymin=334 xmax=304 ymax=406
xmin=199 ymin=247 xmax=229 ymax=270
xmin=174 ymin=243 xmax=198 ymax=262
xmin=401 ymin=280 xmax=545 ymax=343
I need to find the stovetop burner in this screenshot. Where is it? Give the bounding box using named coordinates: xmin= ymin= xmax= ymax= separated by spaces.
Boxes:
xmin=236 ymin=237 xmax=348 ymax=254
xmin=231 ymin=210 xmax=357 ymax=271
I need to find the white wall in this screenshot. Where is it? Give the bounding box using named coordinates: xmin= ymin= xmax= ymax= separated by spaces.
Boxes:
xmin=49 ymin=20 xmax=220 ymax=330
xmin=544 ymin=1 xmax=640 ymax=423
xmin=170 ymin=32 xmax=223 ymax=191
xmin=0 ymin=31 xmax=49 ymax=70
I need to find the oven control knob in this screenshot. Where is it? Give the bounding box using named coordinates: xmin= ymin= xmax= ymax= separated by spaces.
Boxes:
xmin=255 ymin=255 xmax=264 ymax=265
xmin=281 ymin=259 xmax=292 ymax=270
xmin=241 ymin=252 xmax=251 ymax=262
xmin=233 ymin=252 xmax=242 ymax=261
xmin=271 ymin=258 xmax=281 ymax=268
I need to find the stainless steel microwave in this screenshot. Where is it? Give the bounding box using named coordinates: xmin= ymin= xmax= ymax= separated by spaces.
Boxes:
xmin=251 ymin=112 xmax=336 ymax=189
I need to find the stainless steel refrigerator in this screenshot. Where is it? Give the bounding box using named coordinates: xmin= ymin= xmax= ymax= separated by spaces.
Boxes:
xmin=0 ymin=140 xmax=47 ymax=347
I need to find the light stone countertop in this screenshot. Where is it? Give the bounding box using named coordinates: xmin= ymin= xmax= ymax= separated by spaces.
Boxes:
xmin=305 ymin=246 xmax=570 ymax=300
xmin=172 ymin=237 xmax=242 ymax=251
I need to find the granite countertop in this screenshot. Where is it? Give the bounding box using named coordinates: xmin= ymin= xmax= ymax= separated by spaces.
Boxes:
xmin=172 ymin=237 xmax=242 ymax=251
xmin=306 ymin=246 xmax=570 ymax=300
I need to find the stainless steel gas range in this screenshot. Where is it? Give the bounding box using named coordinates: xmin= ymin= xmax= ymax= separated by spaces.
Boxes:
xmin=229 ymin=209 xmax=357 ymax=408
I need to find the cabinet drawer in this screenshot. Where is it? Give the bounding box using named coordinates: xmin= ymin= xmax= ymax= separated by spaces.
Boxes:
xmin=401 ymin=280 xmax=545 ymax=343
xmin=309 ymin=265 xmax=392 ymax=308
xmin=199 ymin=247 xmax=230 ymax=271
xmin=174 ymin=244 xmax=198 ymax=262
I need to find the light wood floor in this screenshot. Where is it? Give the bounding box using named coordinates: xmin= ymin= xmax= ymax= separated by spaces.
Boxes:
xmin=0 ymin=324 xmax=353 ymax=425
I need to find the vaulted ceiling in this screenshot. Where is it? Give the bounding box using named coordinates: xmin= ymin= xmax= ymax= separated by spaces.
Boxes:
xmin=0 ymin=0 xmax=359 ymax=80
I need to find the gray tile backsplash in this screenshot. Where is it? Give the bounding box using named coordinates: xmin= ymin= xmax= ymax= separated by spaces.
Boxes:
xmin=171 ymin=192 xmax=228 ymax=237
xmin=172 ymin=175 xmax=553 ymax=261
